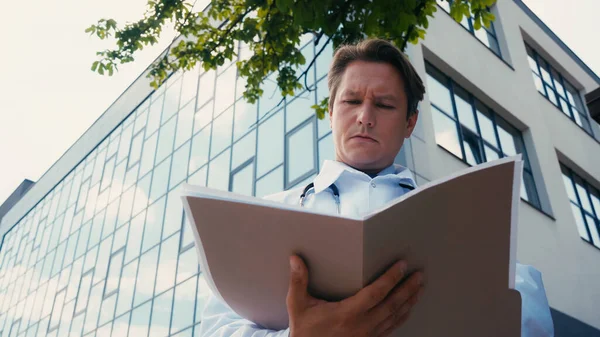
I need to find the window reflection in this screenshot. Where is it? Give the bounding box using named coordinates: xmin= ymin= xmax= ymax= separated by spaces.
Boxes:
xmin=255 ymin=166 xmax=283 ymax=198
xmin=287 ymin=121 xmax=316 ymax=184
xmin=432 ymin=108 xmax=462 ymax=158
xmin=257 ymin=111 xmax=284 ymax=177
xmin=231 ymin=161 xmax=254 ymax=196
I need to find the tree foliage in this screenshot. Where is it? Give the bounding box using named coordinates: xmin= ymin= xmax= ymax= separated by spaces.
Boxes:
xmin=87 ymin=0 xmax=496 ymax=118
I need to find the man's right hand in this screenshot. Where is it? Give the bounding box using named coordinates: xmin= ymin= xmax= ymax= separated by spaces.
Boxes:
xmin=286 ymin=255 xmax=424 ymax=337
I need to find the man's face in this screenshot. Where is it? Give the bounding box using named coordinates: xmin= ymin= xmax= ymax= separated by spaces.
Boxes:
xmin=330 ymin=60 xmax=418 ymax=172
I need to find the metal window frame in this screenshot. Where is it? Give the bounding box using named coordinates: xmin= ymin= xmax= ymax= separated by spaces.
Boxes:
xmin=285 ymin=117 xmax=318 ymax=190
xmin=427 ymin=62 xmax=542 ymax=209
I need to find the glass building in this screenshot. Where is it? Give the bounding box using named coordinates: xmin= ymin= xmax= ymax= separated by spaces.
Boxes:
xmin=1 ymin=1 xmax=600 ymax=336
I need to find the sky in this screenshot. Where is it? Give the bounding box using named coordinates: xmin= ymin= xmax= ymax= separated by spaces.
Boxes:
xmin=0 ymin=0 xmax=598 ymax=207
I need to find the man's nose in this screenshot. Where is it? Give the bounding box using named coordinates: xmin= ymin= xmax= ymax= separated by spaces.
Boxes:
xmin=357 ymin=103 xmax=376 ymax=127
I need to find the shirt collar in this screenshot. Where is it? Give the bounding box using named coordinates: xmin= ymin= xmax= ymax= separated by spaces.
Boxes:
xmin=312 ymin=160 xmax=416 ymax=194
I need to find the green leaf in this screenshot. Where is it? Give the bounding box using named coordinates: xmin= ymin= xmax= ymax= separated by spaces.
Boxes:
xmin=98 ymin=63 xmax=105 ymax=75
xmin=91 ymin=61 xmax=99 ymax=72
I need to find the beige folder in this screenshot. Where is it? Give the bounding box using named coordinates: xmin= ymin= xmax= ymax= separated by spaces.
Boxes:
xmin=181 ymin=156 xmax=523 ymax=337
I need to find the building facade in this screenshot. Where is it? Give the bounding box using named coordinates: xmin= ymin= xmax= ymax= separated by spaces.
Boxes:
xmin=0 ymin=1 xmax=599 ymax=336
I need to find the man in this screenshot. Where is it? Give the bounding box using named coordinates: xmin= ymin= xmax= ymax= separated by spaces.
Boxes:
xmin=199 ymin=38 xmax=554 ymax=337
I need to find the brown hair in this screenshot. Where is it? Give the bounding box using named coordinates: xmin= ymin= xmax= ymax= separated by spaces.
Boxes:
xmin=327 ymin=38 xmax=425 ymax=119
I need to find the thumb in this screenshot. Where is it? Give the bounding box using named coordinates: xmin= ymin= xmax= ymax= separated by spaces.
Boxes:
xmin=286 ymin=255 xmax=309 ymax=314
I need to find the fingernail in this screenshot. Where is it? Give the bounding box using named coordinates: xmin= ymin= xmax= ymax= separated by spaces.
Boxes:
xmin=398 ymin=261 xmax=408 ymax=274
xmin=290 ymin=256 xmax=300 ymax=272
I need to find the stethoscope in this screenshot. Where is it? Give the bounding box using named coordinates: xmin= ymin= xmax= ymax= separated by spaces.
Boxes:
xmin=299 ymin=182 xmax=415 ymax=214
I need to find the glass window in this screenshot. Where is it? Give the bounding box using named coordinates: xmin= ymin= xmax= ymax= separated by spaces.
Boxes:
xmin=180 ymin=69 xmax=199 ymax=107
xmin=131 ymin=171 xmax=152 ymax=216
xmin=142 ymin=197 xmax=167 ymax=252
xmin=316 ymin=79 xmax=330 ymax=138
xmin=98 ymin=293 xmax=117 ymax=326
xmin=210 ymin=106 xmax=234 ymax=159
xmin=187 ymin=166 xmax=207 ymax=187
xmin=208 ymin=149 xmax=231 ymax=191
xmin=129 ymin=301 xmax=151 ymax=337
xmin=171 ymin=141 xmax=191 ymax=189
xmin=139 ymin=133 xmax=159 ymax=178
xmin=426 ymin=72 xmax=453 ymax=115
xmin=110 ymin=160 xmax=127 ymax=202
xmin=194 ymin=101 xmax=214 ymax=134
xmin=149 ymin=289 xmax=173 ymax=337
xmin=475 ymin=103 xmax=497 ymax=148
xmin=257 ymin=111 xmax=284 ymax=177
xmin=286 ymin=92 xmax=315 ymax=132
xmin=232 ymin=131 xmax=256 ymax=169
xmin=94 ymin=236 xmax=113 ymax=284
xmin=255 ymin=166 xmax=284 ymax=198
xmin=259 ymin=73 xmax=284 ymax=118
xmin=189 ymin=126 xmax=211 ymax=174
xmin=233 ymin=99 xmax=258 ymax=141
xmin=575 ymin=182 xmax=593 ymax=213
xmin=526 ymin=44 xmax=593 ymax=135
xmin=231 ymin=160 xmax=254 ymax=196
xmin=177 ymin=247 xmax=199 ymax=284
xmin=125 ymin=211 xmax=146 ymax=263
xmin=147 ymin=94 xmax=164 ymax=137
xmin=155 ymin=234 xmax=179 ymax=294
xmin=175 ymin=101 xmax=195 ymax=149
xmin=134 ymin=246 xmax=159 ymax=306
xmin=115 ymin=258 xmax=138 ymax=316
xmin=462 ymin=131 xmax=483 ymax=165
xmin=112 ymin=312 xmax=131 ymax=337
xmin=562 ymin=166 xmax=600 ymax=248
xmin=105 ymin=249 xmax=125 ymax=296
xmin=214 ymin=65 xmax=237 ymax=117
xmin=163 ymin=78 xmax=182 ymax=124
xmin=287 ymin=120 xmax=316 ymax=185
xmin=496 ymin=126 xmax=517 ymax=156
xmin=318 ymin=133 xmax=335 ymax=167
xmin=49 ymin=288 xmax=66 ymax=330
xmin=117 ymin=187 xmax=135 ymax=227
xmin=83 ymin=281 xmax=103 ymax=333
xmin=180 ymin=214 xmax=196 ymax=251
xmin=562 ymin=174 xmax=578 ymax=202
xmin=197 ymin=71 xmax=216 ymax=110
xmin=149 ymin=156 xmax=171 ymax=204
xmin=156 ymin=116 xmax=177 ymax=165
xmin=171 ymin=276 xmax=197 ymax=334
xmin=432 ymin=107 xmax=462 ymax=158
xmin=571 ymin=203 xmax=590 ymax=241
xmin=453 ymin=86 xmax=477 ymax=132
xmin=315 ymin=38 xmax=333 ymax=80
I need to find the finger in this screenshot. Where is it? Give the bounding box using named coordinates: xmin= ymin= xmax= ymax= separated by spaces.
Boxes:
xmin=375 ymin=311 xmax=411 ymax=337
xmin=372 ymin=286 xmax=423 ymax=337
xmin=368 ymin=272 xmax=423 ymax=325
xmin=286 ymin=255 xmax=310 ymax=315
xmin=343 ymin=261 xmax=407 ymax=312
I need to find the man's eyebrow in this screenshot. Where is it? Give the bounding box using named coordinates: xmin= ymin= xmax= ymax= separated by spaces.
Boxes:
xmin=375 ymin=94 xmax=400 ymax=102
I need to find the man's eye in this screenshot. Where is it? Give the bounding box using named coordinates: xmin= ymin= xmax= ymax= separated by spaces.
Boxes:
xmin=377 ymin=103 xmax=394 ymax=109
xmin=344 ymin=100 xmax=361 ymax=105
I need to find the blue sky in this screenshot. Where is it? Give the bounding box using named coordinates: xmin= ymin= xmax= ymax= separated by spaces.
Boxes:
xmin=0 ymin=0 xmax=597 ymax=206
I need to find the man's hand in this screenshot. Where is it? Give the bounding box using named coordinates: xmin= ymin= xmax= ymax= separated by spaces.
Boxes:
xmin=286 ymin=255 xmax=424 ymax=337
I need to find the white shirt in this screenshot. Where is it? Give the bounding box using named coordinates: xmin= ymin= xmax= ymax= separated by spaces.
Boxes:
xmin=199 ymin=160 xmax=554 ymax=337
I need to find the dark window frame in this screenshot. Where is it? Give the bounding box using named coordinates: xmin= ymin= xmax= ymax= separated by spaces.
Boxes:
xmin=526 ymin=44 xmax=593 ymax=135
xmin=561 ymin=164 xmax=600 ymax=251
xmin=426 ymin=62 xmax=541 ymax=209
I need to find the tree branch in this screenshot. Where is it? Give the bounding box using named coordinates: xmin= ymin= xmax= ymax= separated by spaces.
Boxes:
xmin=401 ymin=0 xmax=428 ymax=51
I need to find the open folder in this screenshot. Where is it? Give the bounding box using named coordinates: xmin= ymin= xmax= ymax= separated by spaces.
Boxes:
xmin=180 ymin=156 xmax=524 ymax=337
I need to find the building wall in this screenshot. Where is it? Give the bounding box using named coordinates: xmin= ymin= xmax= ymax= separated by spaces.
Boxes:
xmin=0 ymin=1 xmax=599 ymax=336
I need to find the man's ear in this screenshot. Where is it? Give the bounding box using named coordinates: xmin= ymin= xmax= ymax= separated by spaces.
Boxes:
xmin=404 ymin=110 xmax=419 ymax=138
